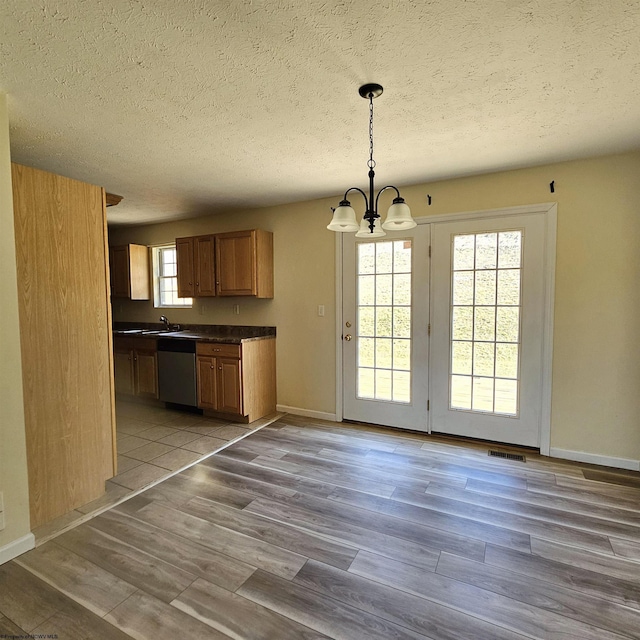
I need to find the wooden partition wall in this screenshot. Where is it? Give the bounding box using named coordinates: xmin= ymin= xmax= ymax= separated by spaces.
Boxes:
xmin=11 ymin=163 xmax=116 ymax=528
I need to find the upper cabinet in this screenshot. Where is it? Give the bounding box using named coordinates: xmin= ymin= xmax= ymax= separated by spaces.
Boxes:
xmin=176 ymin=235 xmax=216 ymax=298
xmin=110 ymin=243 xmax=150 ymax=300
xmin=216 ymin=229 xmax=273 ymax=298
xmin=176 ymin=229 xmax=273 ymax=299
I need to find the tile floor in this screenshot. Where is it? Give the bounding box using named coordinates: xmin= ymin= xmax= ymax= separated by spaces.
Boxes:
xmin=32 ymin=400 xmax=282 ymax=544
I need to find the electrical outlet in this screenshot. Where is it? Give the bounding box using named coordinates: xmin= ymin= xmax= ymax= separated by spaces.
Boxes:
xmin=233 ymin=304 xmax=240 ymax=315
xmin=318 ymin=305 xmax=325 ymax=317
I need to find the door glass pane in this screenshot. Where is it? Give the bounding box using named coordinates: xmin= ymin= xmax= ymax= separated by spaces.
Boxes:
xmin=376 ymin=274 xmax=393 ymax=305
xmin=475 ymin=233 xmax=498 ymax=269
xmin=453 ymin=235 xmax=475 ymax=270
xmin=452 ymin=306 xmax=473 ymax=340
xmin=358 ymin=337 xmax=375 ymax=368
xmin=452 ymin=271 xmax=474 ymax=305
xmin=393 ymin=339 xmax=411 ymax=370
xmin=358 ymin=368 xmax=375 ymax=399
xmin=376 ymin=307 xmax=392 ymax=337
xmin=451 ymin=375 xmax=472 ymax=409
xmin=472 ymin=377 xmax=495 ymax=412
xmin=474 ymin=271 xmax=496 ymax=305
xmin=451 ymin=341 xmax=472 ymax=375
xmin=358 ymin=243 xmax=376 ymax=274
xmin=473 ymin=342 xmax=495 ymax=377
xmin=359 ymin=275 xmax=375 ymax=306
xmin=498 ymin=231 xmax=522 ymax=268
xmin=497 ymin=269 xmax=520 ymax=305
xmin=376 ymin=338 xmax=392 ymax=369
xmin=393 ymin=307 xmax=411 ymax=338
xmin=358 ymin=307 xmax=375 ymax=336
xmin=449 ymin=230 xmax=522 ymax=416
xmin=394 ymin=273 xmax=411 ymax=305
xmin=474 ymin=307 xmax=495 ymax=341
xmin=356 ymin=240 xmax=412 ymax=404
xmin=376 ymin=369 xmax=392 ymax=400
xmin=393 ymin=371 xmax=411 ymax=402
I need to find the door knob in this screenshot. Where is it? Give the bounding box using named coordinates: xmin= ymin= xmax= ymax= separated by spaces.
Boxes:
xmin=344 ymin=334 xmax=352 ymax=341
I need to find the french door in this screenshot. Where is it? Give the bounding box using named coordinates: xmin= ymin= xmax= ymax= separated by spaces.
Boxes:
xmin=341 ymin=207 xmax=552 ymax=448
xmin=342 ymin=224 xmax=430 ymax=430
xmin=430 ymin=213 xmax=547 ymax=448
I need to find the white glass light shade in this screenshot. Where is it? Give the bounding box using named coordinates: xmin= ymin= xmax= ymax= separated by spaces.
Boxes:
xmin=327 ymin=204 xmax=359 ymax=232
xmin=381 ymin=201 xmax=417 ymax=230
xmin=355 ymin=215 xmax=386 ymax=237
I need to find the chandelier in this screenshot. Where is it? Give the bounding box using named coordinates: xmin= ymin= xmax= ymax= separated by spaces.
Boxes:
xmin=327 ymin=83 xmax=416 ymax=237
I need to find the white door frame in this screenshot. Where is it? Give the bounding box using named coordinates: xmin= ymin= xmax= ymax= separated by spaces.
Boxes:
xmin=335 ymin=201 xmax=556 ymax=456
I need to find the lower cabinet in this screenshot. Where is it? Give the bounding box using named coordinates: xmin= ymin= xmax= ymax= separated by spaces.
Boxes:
xmin=196 ymin=343 xmax=242 ymax=415
xmin=196 ymin=338 xmax=276 ymax=422
xmin=114 ymin=337 xmax=158 ymax=399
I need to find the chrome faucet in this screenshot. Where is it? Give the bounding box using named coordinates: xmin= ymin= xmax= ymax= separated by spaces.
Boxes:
xmin=159 ymin=315 xmax=171 ymax=331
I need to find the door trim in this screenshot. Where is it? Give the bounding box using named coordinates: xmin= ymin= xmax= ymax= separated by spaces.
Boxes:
xmin=335 ymin=231 xmax=344 ymax=422
xmin=335 ymin=202 xmax=556 ymax=456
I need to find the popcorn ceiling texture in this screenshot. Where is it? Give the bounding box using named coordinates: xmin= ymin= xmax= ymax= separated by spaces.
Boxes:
xmin=1 ymin=0 xmax=639 ymax=224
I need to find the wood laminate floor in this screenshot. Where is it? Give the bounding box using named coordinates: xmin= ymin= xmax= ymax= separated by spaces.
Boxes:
xmin=3 ymin=413 xmax=640 ymax=639
xmin=32 ymin=400 xmax=282 ymax=544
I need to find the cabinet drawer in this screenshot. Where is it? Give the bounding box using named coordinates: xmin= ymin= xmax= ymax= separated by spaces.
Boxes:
xmin=197 ymin=342 xmax=241 ymax=358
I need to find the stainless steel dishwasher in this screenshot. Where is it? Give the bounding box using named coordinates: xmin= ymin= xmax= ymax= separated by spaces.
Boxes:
xmin=157 ymin=339 xmax=197 ymax=407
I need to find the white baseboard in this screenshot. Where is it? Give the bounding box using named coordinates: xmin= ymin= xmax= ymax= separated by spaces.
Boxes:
xmin=276 ymin=405 xmax=337 ymax=422
xmin=0 ymin=532 xmax=35 ymax=565
xmin=549 ymin=448 xmax=640 ymax=471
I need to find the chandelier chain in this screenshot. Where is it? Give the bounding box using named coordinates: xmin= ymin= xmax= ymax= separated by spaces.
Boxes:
xmin=367 ymin=95 xmax=376 ymax=169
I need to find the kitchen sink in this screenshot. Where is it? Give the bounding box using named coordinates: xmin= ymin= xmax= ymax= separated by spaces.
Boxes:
xmin=115 ymin=328 xmax=186 ymax=336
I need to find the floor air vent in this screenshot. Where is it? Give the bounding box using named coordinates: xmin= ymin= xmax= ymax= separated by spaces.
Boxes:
xmin=489 ymin=450 xmax=526 ymax=462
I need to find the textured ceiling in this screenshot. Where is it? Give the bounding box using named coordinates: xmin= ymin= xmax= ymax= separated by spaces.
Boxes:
xmin=2 ymin=0 xmax=640 ymax=225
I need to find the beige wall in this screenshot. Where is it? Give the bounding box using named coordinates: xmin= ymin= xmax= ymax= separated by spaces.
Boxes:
xmin=110 ymin=150 xmax=640 ymax=462
xmin=0 ymin=94 xmax=31 ymax=550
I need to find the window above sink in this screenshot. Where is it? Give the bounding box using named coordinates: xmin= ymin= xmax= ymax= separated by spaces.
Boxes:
xmin=152 ymin=244 xmax=193 ymax=309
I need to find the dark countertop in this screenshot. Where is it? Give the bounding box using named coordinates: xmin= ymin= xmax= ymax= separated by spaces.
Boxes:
xmin=112 ymin=322 xmax=276 ymax=344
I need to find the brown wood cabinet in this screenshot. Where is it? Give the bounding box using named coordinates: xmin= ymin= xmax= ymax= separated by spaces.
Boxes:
xmin=176 ymin=236 xmax=195 ymax=298
xmin=110 ymin=244 xmax=150 ymax=300
xmin=176 ymin=235 xmax=216 ymax=298
xmin=196 ymin=338 xmax=275 ymax=422
xmin=215 ymin=229 xmax=273 ymax=298
xmin=176 ymin=229 xmax=273 ymax=299
xmin=12 ymin=163 xmax=116 ymax=528
xmin=113 ymin=337 xmax=158 ymax=399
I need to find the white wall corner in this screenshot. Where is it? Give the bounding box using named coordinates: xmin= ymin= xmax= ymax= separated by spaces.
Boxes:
xmin=0 ymin=532 xmax=35 ymax=566
xmin=549 ymin=448 xmax=640 ymax=472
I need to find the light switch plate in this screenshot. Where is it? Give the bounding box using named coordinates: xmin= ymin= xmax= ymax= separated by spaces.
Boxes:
xmin=318 ymin=305 xmax=325 ymax=317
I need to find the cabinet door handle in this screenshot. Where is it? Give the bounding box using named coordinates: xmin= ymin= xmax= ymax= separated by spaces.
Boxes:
xmin=218 ymin=366 xmax=222 ymax=370
xmin=210 ymin=365 xmax=214 ymax=369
